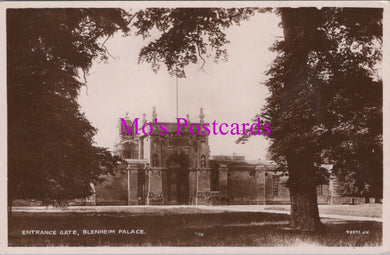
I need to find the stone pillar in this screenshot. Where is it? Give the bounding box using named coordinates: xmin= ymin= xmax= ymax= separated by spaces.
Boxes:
xmin=329 ymin=175 xmax=342 ymax=205
xmin=140 ymin=139 xmax=144 ymax=159
xmin=218 ymin=164 xmax=229 ymax=203
xmin=195 ymin=168 xmax=211 ymax=205
xmin=255 ymin=166 xmax=266 ymax=204
xmin=188 ymin=169 xmax=197 ymax=205
xmin=146 ymin=169 xmax=163 ymax=205
xmin=86 ymin=183 xmax=96 ymax=206
xmin=127 ymin=168 xmax=139 ymax=205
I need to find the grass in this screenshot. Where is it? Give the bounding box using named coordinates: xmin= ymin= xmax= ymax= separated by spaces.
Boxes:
xmin=12 ymin=205 xmax=229 ymax=215
xmin=265 ymin=204 xmax=382 ymax=218
xmin=8 ymin=211 xmax=382 ymax=247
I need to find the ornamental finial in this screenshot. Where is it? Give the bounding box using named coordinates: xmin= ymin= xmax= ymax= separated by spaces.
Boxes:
xmin=152 ymin=106 xmax=157 ymax=119
xmin=142 ymin=113 xmax=147 ymax=124
xmin=199 ymin=107 xmax=205 ymax=124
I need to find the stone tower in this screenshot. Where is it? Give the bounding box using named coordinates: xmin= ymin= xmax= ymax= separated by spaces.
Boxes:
xmin=113 ymin=112 xmax=141 ymax=160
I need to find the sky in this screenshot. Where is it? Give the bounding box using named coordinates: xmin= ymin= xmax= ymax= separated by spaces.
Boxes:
xmin=78 ymin=11 xmax=283 ymax=160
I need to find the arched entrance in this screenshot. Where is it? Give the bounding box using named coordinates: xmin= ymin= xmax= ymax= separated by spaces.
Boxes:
xmin=166 ymin=154 xmax=190 ymax=205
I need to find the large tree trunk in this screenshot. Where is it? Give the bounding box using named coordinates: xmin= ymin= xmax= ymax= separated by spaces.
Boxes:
xmin=280 ymin=8 xmax=324 ymax=231
xmin=287 ymin=155 xmax=324 ymax=231
xmin=289 ymin=185 xmax=322 ymax=230
xmin=287 ymin=153 xmax=324 ymax=231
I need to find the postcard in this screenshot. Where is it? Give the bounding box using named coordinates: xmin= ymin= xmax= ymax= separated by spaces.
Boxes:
xmin=0 ymin=1 xmax=388 ymax=253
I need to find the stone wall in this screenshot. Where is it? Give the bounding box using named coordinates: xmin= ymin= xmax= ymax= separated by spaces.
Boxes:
xmin=228 ymin=168 xmax=264 ymax=205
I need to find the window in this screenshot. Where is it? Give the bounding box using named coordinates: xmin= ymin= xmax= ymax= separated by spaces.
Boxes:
xmin=152 ymin=154 xmax=159 ymax=167
xmin=201 ymin=155 xmax=206 ymax=168
xmin=316 ymin=185 xmax=323 ymax=196
xmin=272 ymin=177 xmax=279 ymax=196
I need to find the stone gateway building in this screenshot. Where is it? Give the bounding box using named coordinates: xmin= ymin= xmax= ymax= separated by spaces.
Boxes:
xmin=93 ymin=108 xmax=346 ymax=206
xmin=14 ymin=108 xmax=367 ymax=207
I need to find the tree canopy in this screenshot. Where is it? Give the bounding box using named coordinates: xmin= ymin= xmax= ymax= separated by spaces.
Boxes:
xmin=255 ymin=8 xmax=382 ymax=198
xmin=132 ymin=8 xmax=266 ymax=77
xmin=7 ymin=9 xmax=130 ymax=204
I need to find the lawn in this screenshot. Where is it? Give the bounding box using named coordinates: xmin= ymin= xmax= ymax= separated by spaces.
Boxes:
xmin=265 ymin=204 xmax=382 ymax=218
xmin=8 ymin=210 xmax=382 ymax=247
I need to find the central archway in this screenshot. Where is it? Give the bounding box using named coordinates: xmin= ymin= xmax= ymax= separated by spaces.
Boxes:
xmin=165 ymin=154 xmax=190 ymax=205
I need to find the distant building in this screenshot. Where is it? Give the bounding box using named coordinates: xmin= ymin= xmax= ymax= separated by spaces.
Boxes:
xmin=13 ymin=108 xmax=367 ymax=207
xmin=92 ymin=108 xmax=343 ymax=206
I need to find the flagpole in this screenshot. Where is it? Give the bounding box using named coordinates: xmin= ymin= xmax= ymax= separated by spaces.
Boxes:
xmin=176 ymin=76 xmax=178 ymax=119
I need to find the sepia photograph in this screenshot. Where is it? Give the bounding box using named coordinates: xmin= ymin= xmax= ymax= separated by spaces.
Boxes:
xmin=1 ymin=1 xmax=388 ymax=253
